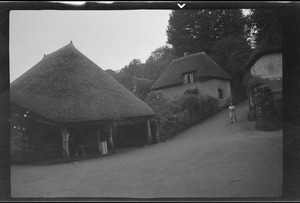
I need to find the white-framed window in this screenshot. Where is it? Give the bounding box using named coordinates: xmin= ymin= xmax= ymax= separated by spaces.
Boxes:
xmin=183 ymin=73 xmax=194 ymax=84
xmin=218 ymin=88 xmax=224 ymax=99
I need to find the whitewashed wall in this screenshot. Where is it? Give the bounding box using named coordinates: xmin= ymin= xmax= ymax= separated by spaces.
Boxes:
xmin=251 ymin=53 xmax=282 ymax=79
xmin=160 ymin=79 xmax=232 ymax=107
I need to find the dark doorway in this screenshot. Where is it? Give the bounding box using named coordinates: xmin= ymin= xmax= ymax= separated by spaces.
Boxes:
xmin=115 ymin=121 xmax=147 ymax=148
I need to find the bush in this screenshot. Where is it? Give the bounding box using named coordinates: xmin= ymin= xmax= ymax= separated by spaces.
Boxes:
xmin=145 ymin=91 xmax=219 ymax=142
xmin=183 ymin=88 xmax=199 ymax=96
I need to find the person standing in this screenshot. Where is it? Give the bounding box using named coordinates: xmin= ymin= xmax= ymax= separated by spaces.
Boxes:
xmin=228 ymin=102 xmax=238 ymax=123
xmin=97 ymin=129 xmax=108 ymax=155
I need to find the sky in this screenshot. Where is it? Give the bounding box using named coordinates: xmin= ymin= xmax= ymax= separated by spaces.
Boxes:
xmin=10 ymin=10 xmax=172 ymax=82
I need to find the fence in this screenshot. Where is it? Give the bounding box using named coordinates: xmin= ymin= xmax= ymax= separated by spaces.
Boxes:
xmin=272 ymin=90 xmax=282 ymax=121
xmin=273 ymin=91 xmax=282 ymax=101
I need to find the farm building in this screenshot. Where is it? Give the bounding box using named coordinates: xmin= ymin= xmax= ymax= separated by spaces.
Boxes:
xmin=150 ymin=52 xmax=232 ymax=107
xmin=132 ymin=76 xmax=154 ymax=100
xmin=10 ymin=42 xmax=155 ymax=163
xmin=243 ymin=40 xmax=282 ymax=123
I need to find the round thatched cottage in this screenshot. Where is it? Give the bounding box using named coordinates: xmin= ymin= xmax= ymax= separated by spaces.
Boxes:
xmin=10 ymin=42 xmax=155 ymax=162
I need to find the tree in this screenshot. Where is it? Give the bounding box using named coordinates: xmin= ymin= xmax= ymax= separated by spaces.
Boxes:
xmin=106 ymin=69 xmax=133 ymax=91
xmin=120 ymin=59 xmax=144 ymax=77
xmin=107 ymin=44 xmax=176 ymax=93
xmin=105 ymin=69 xmax=118 ymax=77
xmin=211 ymin=36 xmax=251 ymax=81
xmin=167 ymin=9 xmax=251 ymax=57
xmin=249 ymin=8 xmax=282 ymax=45
xmin=144 ymin=45 xmax=176 ymax=80
xmin=166 ymin=9 xmax=252 ymax=103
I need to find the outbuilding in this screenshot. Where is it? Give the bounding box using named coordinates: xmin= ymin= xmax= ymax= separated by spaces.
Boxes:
xmin=243 ymin=40 xmax=282 ymax=122
xmin=10 ymin=42 xmax=155 ymax=162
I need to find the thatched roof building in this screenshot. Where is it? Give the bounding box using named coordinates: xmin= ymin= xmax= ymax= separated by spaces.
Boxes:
xmin=243 ymin=39 xmax=282 ymax=88
xmin=245 ymin=40 xmax=282 ymax=70
xmin=11 ymin=42 xmax=156 ymax=160
xmin=151 ymin=52 xmax=231 ymax=90
xmin=134 ymin=77 xmax=154 ymax=90
xmin=10 ymin=42 xmax=155 ymax=125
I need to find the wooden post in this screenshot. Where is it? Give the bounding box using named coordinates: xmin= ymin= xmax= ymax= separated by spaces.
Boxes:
xmin=60 ymin=126 xmax=70 ymax=161
xmin=96 ymin=129 xmax=101 ymax=153
xmin=146 ymin=119 xmax=152 ymax=145
xmin=108 ymin=123 xmax=115 ymax=154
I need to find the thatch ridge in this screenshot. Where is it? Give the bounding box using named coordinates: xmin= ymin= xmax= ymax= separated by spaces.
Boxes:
xmin=135 ymin=77 xmax=154 ymax=90
xmin=10 ymin=42 xmax=155 ymax=123
xmin=151 ymin=52 xmax=231 ymax=90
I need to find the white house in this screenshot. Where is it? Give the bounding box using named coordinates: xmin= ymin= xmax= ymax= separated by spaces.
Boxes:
xmin=150 ymin=52 xmax=232 ymax=107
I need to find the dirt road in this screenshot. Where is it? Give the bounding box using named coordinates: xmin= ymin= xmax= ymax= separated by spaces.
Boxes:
xmin=11 ymin=101 xmax=282 ymax=199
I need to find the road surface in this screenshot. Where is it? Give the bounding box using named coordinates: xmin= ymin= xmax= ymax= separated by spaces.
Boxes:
xmin=11 ymin=101 xmax=282 ymax=199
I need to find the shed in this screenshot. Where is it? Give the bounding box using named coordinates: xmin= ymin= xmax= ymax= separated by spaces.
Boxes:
xmin=10 ymin=42 xmax=155 ymax=161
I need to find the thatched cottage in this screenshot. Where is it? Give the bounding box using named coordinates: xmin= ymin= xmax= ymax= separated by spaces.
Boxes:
xmin=150 ymin=52 xmax=232 ymax=107
xmin=10 ymin=42 xmax=155 ymax=162
xmin=246 ymin=40 xmax=282 ymax=87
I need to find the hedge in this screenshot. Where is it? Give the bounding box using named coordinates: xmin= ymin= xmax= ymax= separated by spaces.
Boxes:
xmin=145 ymin=91 xmax=219 ymax=142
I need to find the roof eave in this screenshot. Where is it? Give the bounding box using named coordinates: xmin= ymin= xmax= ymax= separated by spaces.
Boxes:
xmin=150 ymin=82 xmax=182 ymax=91
xmin=246 ymin=49 xmax=282 ymax=70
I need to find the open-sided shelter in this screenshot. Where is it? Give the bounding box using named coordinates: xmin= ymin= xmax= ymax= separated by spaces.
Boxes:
xmin=10 ymin=42 xmax=155 ymax=161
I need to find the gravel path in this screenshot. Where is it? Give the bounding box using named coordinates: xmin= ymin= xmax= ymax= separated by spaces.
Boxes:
xmin=11 ymin=101 xmax=282 ymax=199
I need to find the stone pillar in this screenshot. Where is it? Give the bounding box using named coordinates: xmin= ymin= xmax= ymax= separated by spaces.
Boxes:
xmin=108 ymin=123 xmax=115 ymax=154
xmin=60 ymin=126 xmax=70 ymax=160
xmin=146 ymin=119 xmax=152 ymax=145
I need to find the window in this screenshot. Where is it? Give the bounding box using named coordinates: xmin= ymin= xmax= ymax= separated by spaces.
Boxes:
xmin=183 ymin=73 xmax=194 ymax=84
xmin=218 ymin=88 xmax=224 ymax=99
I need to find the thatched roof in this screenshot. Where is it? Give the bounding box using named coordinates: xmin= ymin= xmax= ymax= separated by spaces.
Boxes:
xmin=245 ymin=39 xmax=282 ymax=70
xmin=135 ymin=77 xmax=154 ymax=91
xmin=10 ymin=42 xmax=155 ymax=124
xmin=151 ymin=52 xmax=231 ymax=90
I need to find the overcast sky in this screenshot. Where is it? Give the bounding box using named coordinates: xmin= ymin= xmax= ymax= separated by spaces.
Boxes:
xmin=10 ymin=10 xmax=172 ymax=82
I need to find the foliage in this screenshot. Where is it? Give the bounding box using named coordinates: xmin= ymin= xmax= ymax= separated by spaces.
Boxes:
xmin=106 ymin=45 xmax=176 ymax=95
xmin=166 ymin=9 xmax=251 ymax=57
xmin=120 ymin=59 xmax=143 ymax=78
xmin=144 ymin=90 xmax=169 ymax=116
xmin=106 ymin=70 xmax=133 ymax=91
xmin=166 ymin=9 xmax=252 ymax=104
xmin=145 ymin=91 xmax=218 ymax=142
xmin=247 ymin=75 xmax=266 ymax=89
xmin=10 ymin=104 xmax=61 ymax=164
xmin=10 ymin=105 xmax=31 ymax=154
xmin=144 ymin=45 xmax=177 ymax=80
xmin=183 ymin=88 xmax=199 ymax=96
xmin=211 ymin=36 xmax=252 ymax=81
xmin=249 ymin=8 xmax=282 ymax=45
